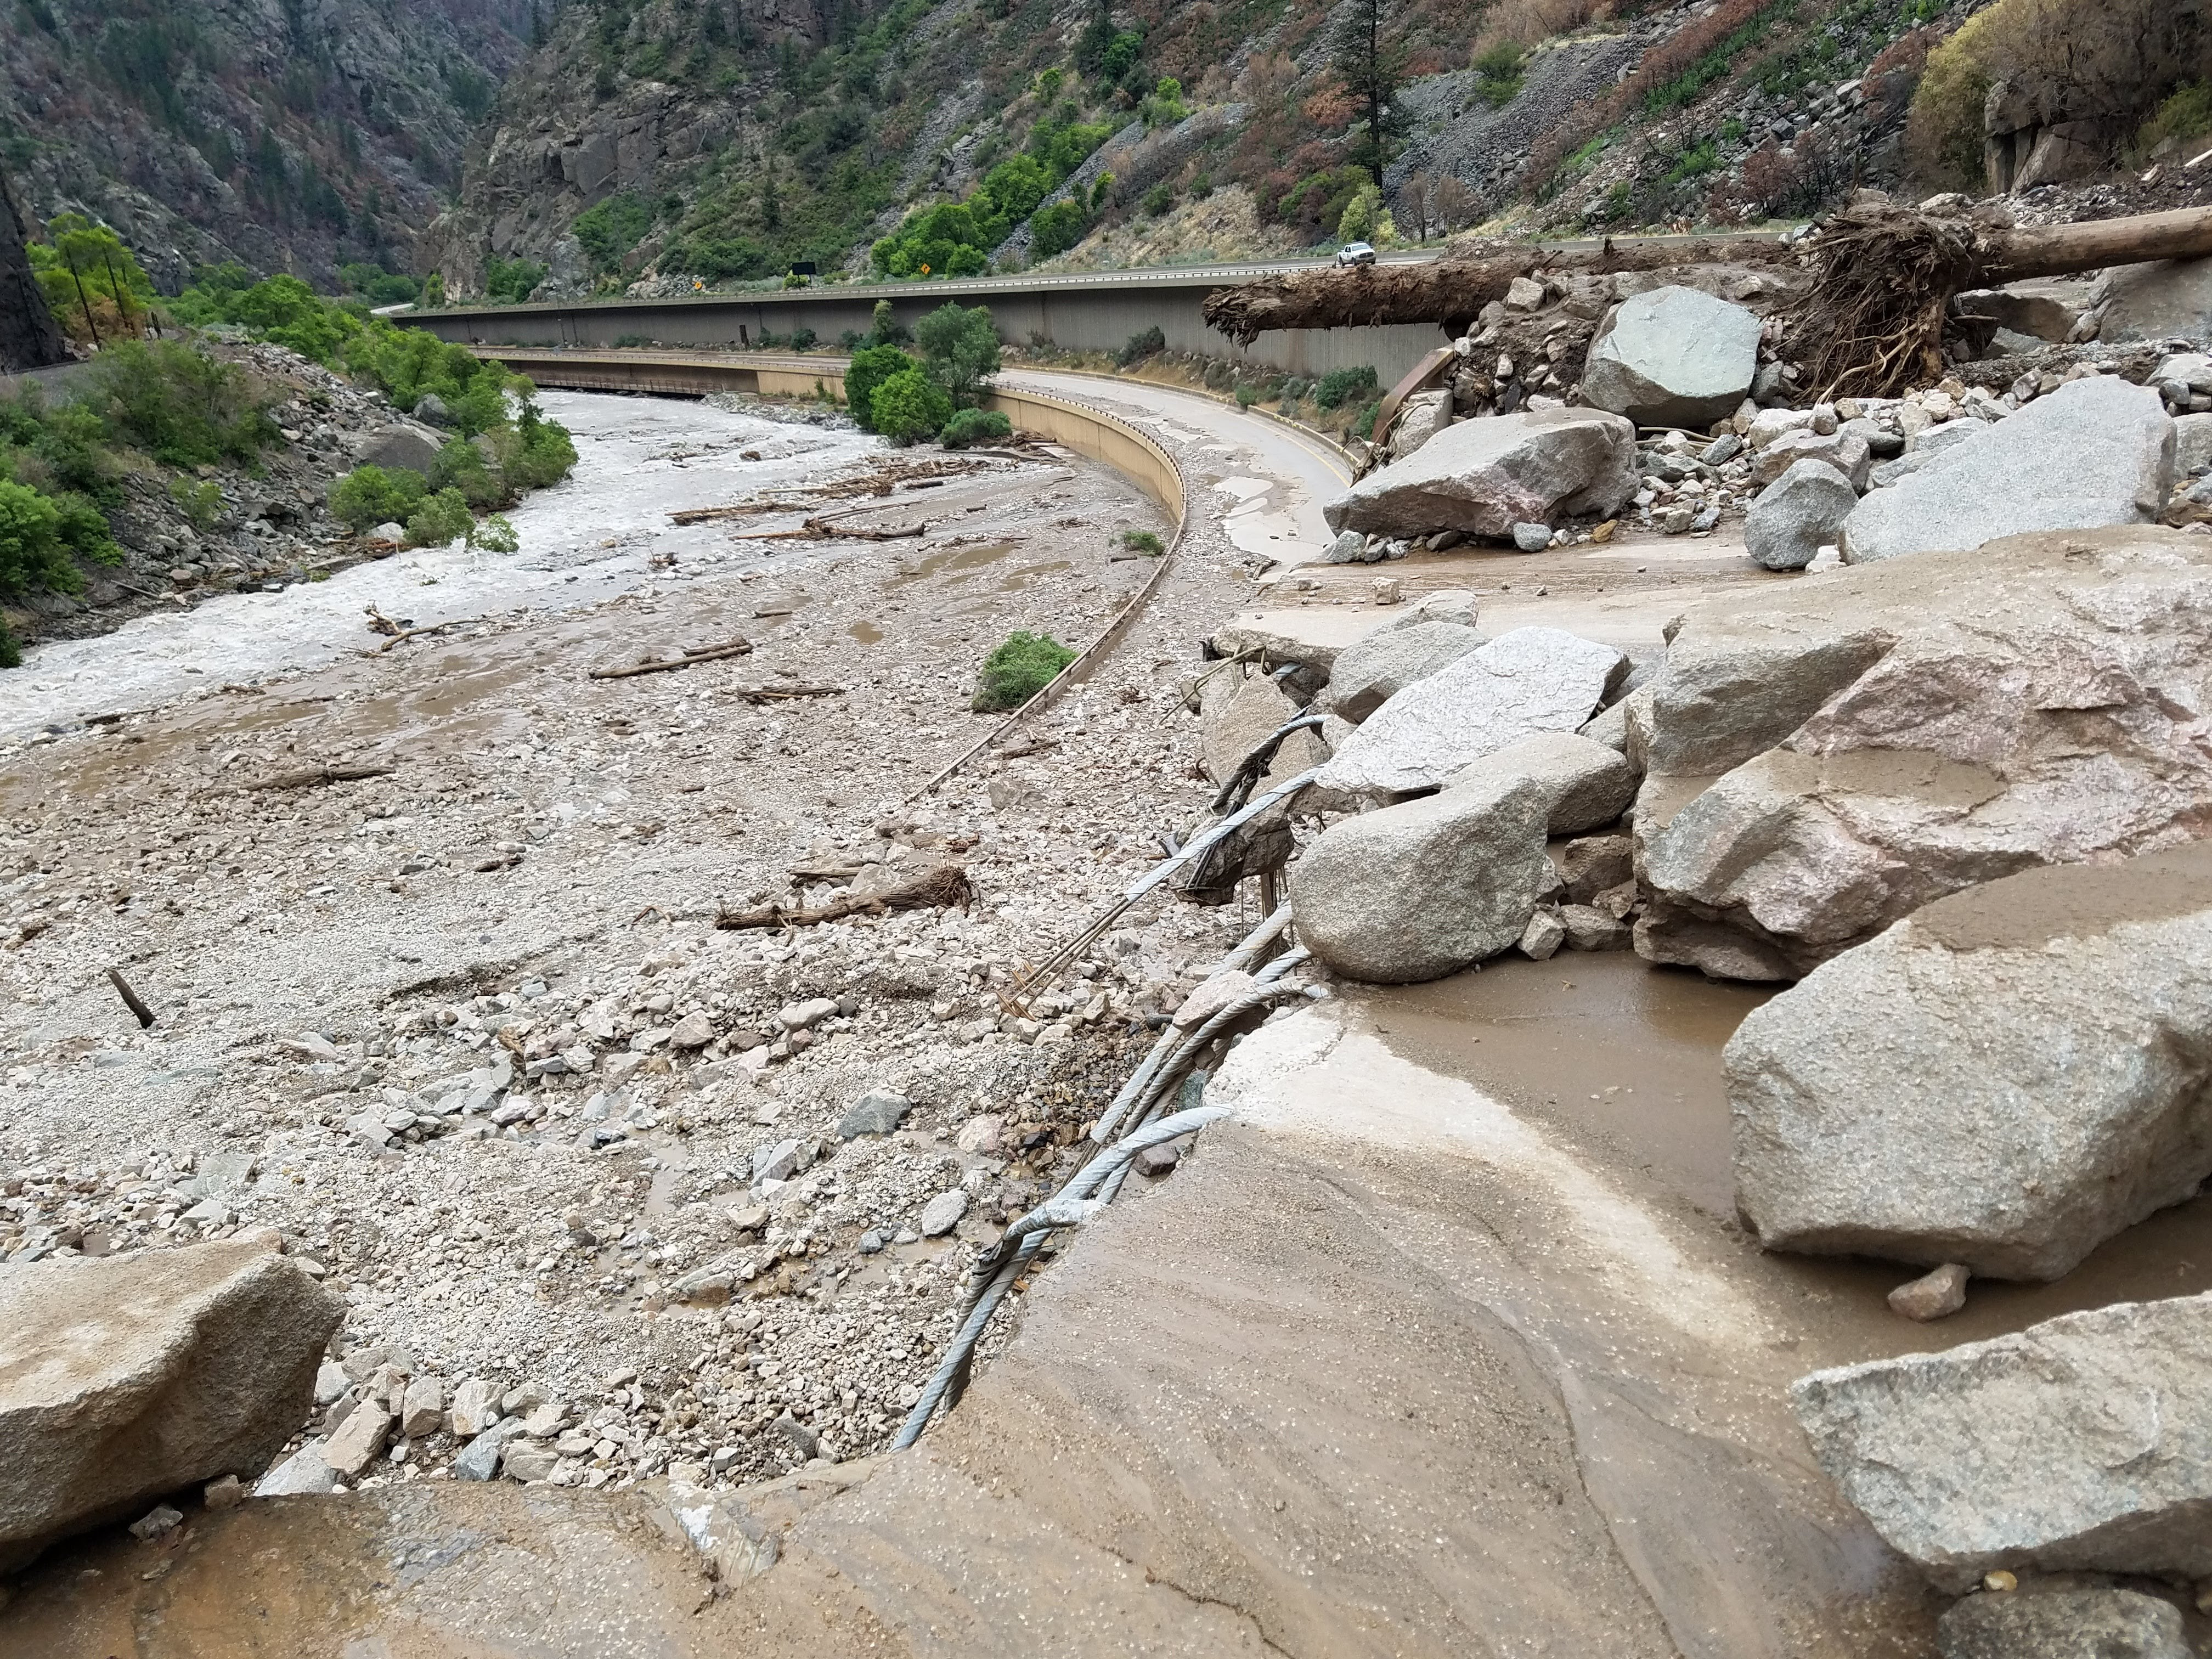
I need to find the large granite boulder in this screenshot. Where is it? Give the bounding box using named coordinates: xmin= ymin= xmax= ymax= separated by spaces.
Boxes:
xmin=1745 ymin=459 xmax=1857 ymax=571
xmin=1289 ymin=772 xmax=1554 ymax=983
xmin=1580 ymin=286 xmax=1762 ymax=430
xmin=1317 ymin=626 xmax=1627 ymax=799
xmin=1790 ymin=1292 xmax=2212 ymax=1592
xmin=1322 ymin=409 xmax=1638 ymax=540
xmin=1198 ymin=664 xmax=1324 ymax=787
xmin=1293 ymin=731 xmax=1634 ymax=982
xmin=1632 ymin=527 xmax=2212 ymax=981
xmin=1 ymin=1238 xmax=347 ymax=1571
xmin=1841 ymin=377 xmax=2174 ymax=563
xmin=343 ymin=421 xmax=445 ymax=477
xmin=1727 ymin=844 xmax=2212 ymax=1280
xmin=1750 ymin=428 xmax=1871 ymax=491
xmin=1322 ymin=620 xmax=1486 ymax=724
xmin=2095 ymin=258 xmax=2212 ymax=346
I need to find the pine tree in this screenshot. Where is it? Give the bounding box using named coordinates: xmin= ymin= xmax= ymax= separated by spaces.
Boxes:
xmin=1330 ymin=0 xmax=1402 ymax=183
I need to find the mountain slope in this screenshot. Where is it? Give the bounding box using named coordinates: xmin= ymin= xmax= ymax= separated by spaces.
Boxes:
xmin=0 ymin=0 xmax=536 ymax=290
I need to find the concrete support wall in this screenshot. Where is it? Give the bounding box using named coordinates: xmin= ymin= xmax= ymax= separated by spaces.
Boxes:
xmin=410 ymin=283 xmax=1444 ymax=390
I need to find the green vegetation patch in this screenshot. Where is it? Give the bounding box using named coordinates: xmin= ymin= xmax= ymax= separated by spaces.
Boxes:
xmin=973 ymin=630 xmax=1077 ymax=712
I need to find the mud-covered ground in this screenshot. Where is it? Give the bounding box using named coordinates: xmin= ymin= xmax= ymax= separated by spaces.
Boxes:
xmin=0 ymin=387 xmax=1282 ymax=1495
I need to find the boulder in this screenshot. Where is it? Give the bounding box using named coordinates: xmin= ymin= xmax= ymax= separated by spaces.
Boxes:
xmin=1211 ymin=610 xmax=1369 ymax=673
xmin=1750 ymin=429 xmax=1871 ymax=491
xmin=1317 ymin=626 xmax=1627 ymax=799
xmin=1581 ymin=286 xmax=1762 ymax=430
xmin=1746 ymin=459 xmax=1858 ymax=571
xmin=1632 ymin=527 xmax=2212 ymax=980
xmin=1937 ymin=1587 xmax=2187 ymax=1659
xmin=1200 ymin=665 xmax=1310 ymax=787
xmin=1728 ymin=844 xmax=2212 ymax=1279
xmin=1388 ymin=389 xmax=1454 ymax=460
xmin=1323 ymin=620 xmax=1486 ymax=724
xmin=1445 ymin=731 xmax=1635 ymax=834
xmin=1322 ymin=409 xmax=1638 ymax=541
xmin=2094 ymin=258 xmax=2212 ymax=346
xmin=1960 ymin=287 xmax=2079 ymax=343
xmin=1842 ymin=377 xmax=2174 ymax=563
xmin=345 ymin=421 xmax=444 ymax=477
xmin=1790 ymin=1291 xmax=2212 ymax=1592
xmin=1369 ymin=588 xmax=1479 ymax=633
xmin=2175 ymin=411 xmax=2212 ymax=478
xmin=0 ymin=1238 xmax=346 ymax=1571
xmin=1288 ymin=771 xmax=1555 ymax=983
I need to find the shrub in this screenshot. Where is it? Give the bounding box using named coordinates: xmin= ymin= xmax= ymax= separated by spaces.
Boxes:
xmin=484 ymin=258 xmax=546 ymax=304
xmin=471 ymin=514 xmax=520 ymax=554
xmin=1116 ymin=325 xmax=1167 ymax=366
xmin=868 ymin=300 xmax=909 ymax=345
xmin=1315 ymin=365 xmax=1380 ymax=410
xmin=2133 ymin=81 xmax=2212 ymax=163
xmin=330 ymin=464 xmax=428 ymax=533
xmin=1473 ymin=42 xmax=1527 ymax=104
xmin=916 ymin=303 xmax=1002 ymax=407
xmin=973 ymin=630 xmax=1076 ymax=711
xmin=870 ymin=369 xmax=954 ymax=445
xmin=939 ymin=408 xmax=1012 ymax=448
xmin=405 ymin=487 xmax=476 ymax=548
xmin=168 ymin=476 xmax=224 ymax=532
xmin=1029 ymin=199 xmax=1092 ymax=258
xmin=790 ymin=327 xmax=818 ymax=351
xmin=1120 ymin=529 xmax=1164 ymax=555
xmin=1142 ymin=183 xmax=1175 ymax=217
xmin=573 ymin=193 xmax=657 ymax=275
xmin=1904 ymin=9 xmax=1999 ymax=187
xmin=0 ymin=478 xmax=107 ymax=597
xmin=843 ymin=345 xmax=912 ymax=433
xmin=89 ymin=342 xmax=275 ymax=467
xmin=0 ymin=620 xmax=18 ymax=669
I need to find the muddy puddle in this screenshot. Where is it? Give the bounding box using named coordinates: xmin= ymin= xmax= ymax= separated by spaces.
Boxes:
xmin=1369 ymin=949 xmax=2212 ymax=1358
xmin=882 ymin=539 xmax=1026 ymax=588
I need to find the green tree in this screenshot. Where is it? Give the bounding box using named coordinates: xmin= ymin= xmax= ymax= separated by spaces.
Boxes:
xmin=938 ymin=407 xmax=1011 ymax=448
xmin=1331 ymin=0 xmax=1403 ymax=180
xmin=843 ymin=344 xmax=912 ymax=433
xmin=914 ymin=303 xmax=1000 ymax=408
xmin=870 ymin=368 xmax=952 ymax=445
xmin=30 ymin=213 xmax=157 ymax=345
xmin=1338 ymin=183 xmax=1383 ymax=245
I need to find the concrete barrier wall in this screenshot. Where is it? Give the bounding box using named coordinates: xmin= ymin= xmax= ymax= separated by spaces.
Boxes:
xmin=411 ymin=283 xmax=1444 ymax=390
xmin=475 ymin=347 xmax=1183 ymax=523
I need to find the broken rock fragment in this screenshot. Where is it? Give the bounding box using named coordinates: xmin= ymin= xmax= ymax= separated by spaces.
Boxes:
xmin=1580 ymin=286 xmax=1762 ymax=430
xmin=1317 ymin=627 xmax=1627 ymax=799
xmin=1791 ymin=1291 xmax=2212 ymax=1591
xmin=1729 ymin=844 xmax=2212 ymax=1280
xmin=0 ymin=1238 xmax=346 ymax=1571
xmin=1322 ymin=409 xmax=1638 ymax=541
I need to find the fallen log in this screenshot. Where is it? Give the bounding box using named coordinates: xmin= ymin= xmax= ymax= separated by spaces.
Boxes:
xmin=106 ymin=967 xmax=156 ymax=1029
xmin=715 ymin=863 xmax=972 ymax=930
xmin=1201 ymin=234 xmax=1800 ymax=342
xmin=1206 ymin=207 xmax=2212 ymax=402
xmin=736 ymin=684 xmax=844 ymax=702
xmin=588 ymin=640 xmax=754 ymax=680
xmin=245 ymin=763 xmax=395 ymax=791
xmin=746 ymin=516 xmax=929 ymax=542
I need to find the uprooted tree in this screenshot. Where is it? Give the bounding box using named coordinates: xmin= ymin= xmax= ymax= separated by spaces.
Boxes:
xmin=1201 ymin=205 xmax=2212 ymax=400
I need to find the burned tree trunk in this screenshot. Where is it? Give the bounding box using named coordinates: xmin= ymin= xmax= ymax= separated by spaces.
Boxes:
xmin=0 ymin=165 xmax=69 ymax=373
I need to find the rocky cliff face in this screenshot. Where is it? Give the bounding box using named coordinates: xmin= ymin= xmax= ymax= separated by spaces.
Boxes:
xmin=1 ymin=165 xmax=68 ymax=371
xmin=1 ymin=0 xmax=534 ymax=289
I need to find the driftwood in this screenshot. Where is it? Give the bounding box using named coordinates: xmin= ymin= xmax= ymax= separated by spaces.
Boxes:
xmin=747 ymin=516 xmax=928 ymax=542
xmin=1204 ymin=206 xmax=2212 ymax=402
xmin=715 ymin=863 xmax=972 ymax=930
xmin=245 ymin=763 xmax=395 ymax=791
xmin=589 ymin=640 xmax=754 ymax=680
xmin=736 ymin=684 xmax=844 ymax=702
xmin=106 ymin=967 xmax=156 ymax=1029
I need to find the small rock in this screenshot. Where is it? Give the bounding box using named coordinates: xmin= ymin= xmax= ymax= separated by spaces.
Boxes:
xmin=501 ymin=1442 xmax=559 ymax=1483
xmin=752 ymin=1138 xmax=803 ymax=1184
xmin=127 ymin=1505 xmax=183 ymax=1541
xmin=667 ymin=1012 xmax=716 ymax=1049
xmin=917 ymin=1189 xmax=968 ymax=1238
xmin=772 ymin=1414 xmax=821 ymax=1459
xmin=1517 ymin=908 xmax=1566 ymax=961
xmin=1134 ymin=1143 xmax=1181 ymax=1177
xmin=1559 ymin=904 xmax=1631 ymax=951
xmin=1937 ymin=1585 xmax=2188 ymax=1659
xmin=955 ymin=1115 xmax=1004 ymax=1154
xmin=253 ymin=1441 xmax=336 ymax=1497
xmin=1888 ymin=1263 xmax=1971 ymax=1322
xmin=777 ymin=997 xmax=839 ymax=1031
xmin=1511 ymin=521 xmax=1551 ymax=552
xmin=449 ymin=1418 xmax=527 ymax=1482
xmin=202 ymin=1475 xmax=245 ymax=1511
xmin=447 ymin=1377 xmax=500 ymax=1438
xmin=321 ymin=1401 xmax=394 ymax=1479
xmin=399 ymin=1375 xmax=447 ymax=1440
xmin=837 ymin=1089 xmax=911 ymax=1139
